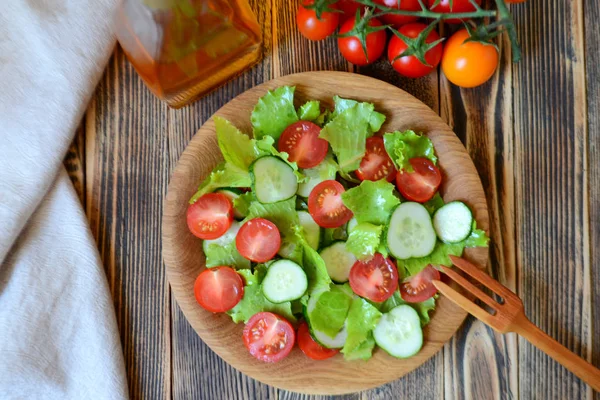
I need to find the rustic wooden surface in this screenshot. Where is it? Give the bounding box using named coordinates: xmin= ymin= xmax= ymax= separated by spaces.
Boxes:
xmin=64 ymin=0 xmax=599 ymax=398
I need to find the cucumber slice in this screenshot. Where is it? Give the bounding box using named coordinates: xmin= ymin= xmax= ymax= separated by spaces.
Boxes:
xmin=319 ymin=242 xmax=357 ymax=283
xmin=215 ymin=189 xmax=245 ymax=219
xmin=305 ymin=289 xmax=348 ymax=349
xmin=202 ymin=221 xmax=241 ymax=249
xmin=374 ymin=305 xmax=423 ymax=358
xmin=347 ymin=217 xmax=358 ymax=233
xmin=386 ymin=202 xmax=436 ymax=260
xmin=298 ymin=211 xmax=321 ymax=250
xmin=297 ymin=154 xmax=337 ymax=197
xmin=433 ymin=201 xmax=473 ymax=243
xmin=250 ymin=156 xmax=298 ymax=203
xmin=261 ymin=260 xmax=307 ymax=303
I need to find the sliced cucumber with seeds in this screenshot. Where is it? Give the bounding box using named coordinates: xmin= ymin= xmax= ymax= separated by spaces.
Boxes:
xmin=433 ymin=201 xmax=473 ymax=243
xmin=374 ymin=305 xmax=423 ymax=358
xmin=386 ymin=202 xmax=436 ymax=260
xmin=250 ymin=156 xmax=298 ymax=203
xmin=319 ymin=241 xmax=357 ymax=283
xmin=298 ymin=211 xmax=321 ymax=250
xmin=215 ymin=188 xmax=245 ymax=219
xmin=261 ymin=259 xmax=307 ymax=303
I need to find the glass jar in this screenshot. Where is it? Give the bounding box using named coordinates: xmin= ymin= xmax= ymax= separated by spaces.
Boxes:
xmin=115 ymin=0 xmax=262 ymax=108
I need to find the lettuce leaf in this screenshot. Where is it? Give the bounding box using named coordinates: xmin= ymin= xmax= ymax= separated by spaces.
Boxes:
xmin=398 ymin=221 xmax=490 ymax=276
xmin=214 ymin=117 xmax=260 ymax=170
xmin=297 ymin=153 xmax=338 ymax=197
xmin=423 ymin=192 xmax=445 ymax=215
xmin=341 ymin=297 xmax=382 ymax=360
xmin=341 ymin=179 xmax=400 ymax=225
xmin=204 ymin=241 xmax=250 ymax=269
xmin=345 ymin=223 xmax=383 ymax=259
xmin=321 ymin=226 xmax=349 ymax=248
xmin=251 ymin=86 xmax=299 ymax=141
xmin=246 ymin=197 xmax=299 ymax=241
xmin=372 ymin=291 xmax=435 ymax=326
xmin=320 ymin=98 xmax=386 ymax=173
xmin=227 ymin=268 xmax=295 ymax=323
xmin=232 ymin=191 xmax=253 ymax=219
xmin=308 ymin=284 xmax=353 ymax=338
xmin=297 ymin=100 xmax=321 ymax=121
xmin=294 ymin=227 xmax=332 ymax=293
xmin=189 ymin=162 xmax=251 ymax=203
xmin=383 ymin=130 xmax=437 ymax=172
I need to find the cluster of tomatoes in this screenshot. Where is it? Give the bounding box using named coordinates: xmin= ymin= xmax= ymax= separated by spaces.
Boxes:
xmin=297 ymin=0 xmax=511 ymax=88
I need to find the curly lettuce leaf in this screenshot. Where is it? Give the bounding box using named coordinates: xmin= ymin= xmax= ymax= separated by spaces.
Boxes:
xmin=297 ymin=153 xmax=338 ymax=197
xmin=341 ymin=179 xmax=400 ymax=225
xmin=308 ymin=284 xmax=353 ymax=338
xmin=341 ymin=297 xmax=382 ymax=360
xmin=321 ymin=226 xmax=349 ymax=248
xmin=345 ymin=223 xmax=383 ymax=260
xmin=294 ymin=226 xmax=332 ymax=293
xmin=297 ymin=100 xmax=321 ymax=121
xmin=189 ymin=162 xmax=251 ymax=203
xmin=423 ymin=192 xmax=445 ymax=215
xmin=214 ymin=116 xmax=260 ymax=170
xmin=227 ymin=268 xmax=295 ymax=323
xmin=246 ymin=197 xmax=299 ymax=241
xmin=233 ymin=191 xmax=253 ymax=218
xmin=204 ymin=241 xmax=250 ymax=269
xmin=372 ymin=291 xmax=435 ymax=326
xmin=398 ymin=221 xmax=490 ymax=276
xmin=383 ymin=130 xmax=437 ymax=172
xmin=251 ymin=86 xmax=299 ymax=141
xmin=320 ymin=98 xmax=386 ymax=173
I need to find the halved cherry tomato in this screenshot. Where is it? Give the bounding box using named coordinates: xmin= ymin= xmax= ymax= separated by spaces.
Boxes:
xmin=308 ymin=180 xmax=353 ymax=228
xmin=187 ymin=193 xmax=233 ymax=240
xmin=400 ymin=265 xmax=441 ymax=302
xmin=356 ymin=136 xmax=397 ymax=182
xmin=236 ymin=218 xmax=281 ymax=262
xmin=388 ymin=23 xmax=443 ymax=79
xmin=428 ymin=0 xmax=482 ymax=24
xmin=335 ymin=0 xmax=365 ymax=22
xmin=297 ymin=0 xmax=339 ymax=41
xmin=297 ymin=321 xmax=339 ymax=360
xmin=441 ymin=29 xmax=499 ymax=88
xmin=243 ymin=312 xmax=295 ymax=363
xmin=278 ymin=121 xmax=329 ymax=169
xmin=338 ymin=17 xmax=387 ymax=66
xmin=395 ymin=157 xmax=441 ymax=203
xmin=194 ymin=267 xmax=244 ymax=313
xmin=374 ymin=0 xmax=421 ymax=27
xmin=349 ymin=253 xmax=399 ymax=302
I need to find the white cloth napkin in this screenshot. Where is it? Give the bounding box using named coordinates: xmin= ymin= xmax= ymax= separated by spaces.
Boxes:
xmin=0 ymin=1 xmax=128 ymax=399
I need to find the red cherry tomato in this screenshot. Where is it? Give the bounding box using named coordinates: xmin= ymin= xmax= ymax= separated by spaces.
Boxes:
xmin=338 ymin=17 xmax=387 ymax=66
xmin=187 ymin=193 xmax=233 ymax=240
xmin=374 ymin=0 xmax=421 ymax=27
xmin=355 ymin=136 xmax=397 ymax=182
xmin=400 ymin=265 xmax=441 ymax=302
xmin=297 ymin=0 xmax=339 ymax=41
xmin=388 ymin=23 xmax=443 ymax=79
xmin=278 ymin=121 xmax=329 ymax=169
xmin=308 ymin=180 xmax=353 ymax=228
xmin=349 ymin=253 xmax=399 ymax=302
xmin=428 ymin=0 xmax=482 ymax=24
xmin=395 ymin=157 xmax=441 ymax=203
xmin=243 ymin=312 xmax=295 ymax=363
xmin=194 ymin=267 xmax=244 ymax=313
xmin=236 ymin=218 xmax=281 ymax=262
xmin=297 ymin=321 xmax=339 ymax=360
xmin=335 ymin=0 xmax=365 ymax=22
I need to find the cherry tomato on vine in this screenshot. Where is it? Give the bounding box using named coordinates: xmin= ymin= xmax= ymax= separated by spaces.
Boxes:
xmin=441 ymin=29 xmax=499 ymax=88
xmin=374 ymin=0 xmax=421 ymax=27
xmin=338 ymin=17 xmax=387 ymax=66
xmin=388 ymin=23 xmax=443 ymax=79
xmin=335 ymin=0 xmax=365 ymax=22
xmin=297 ymin=0 xmax=339 ymax=41
xmin=427 ymin=0 xmax=482 ymax=24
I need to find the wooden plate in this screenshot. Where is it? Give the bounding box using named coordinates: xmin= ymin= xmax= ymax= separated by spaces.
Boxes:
xmin=162 ymin=71 xmax=489 ymax=395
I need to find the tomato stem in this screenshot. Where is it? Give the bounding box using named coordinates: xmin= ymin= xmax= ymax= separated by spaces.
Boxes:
xmin=495 ymin=0 xmax=522 ymax=62
xmin=356 ymin=0 xmax=497 ymax=19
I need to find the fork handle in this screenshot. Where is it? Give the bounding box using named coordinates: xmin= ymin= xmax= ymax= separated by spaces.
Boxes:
xmin=513 ymin=315 xmax=600 ymax=392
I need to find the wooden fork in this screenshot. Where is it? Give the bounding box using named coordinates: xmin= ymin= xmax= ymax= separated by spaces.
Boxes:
xmin=433 ymin=255 xmax=600 ymax=392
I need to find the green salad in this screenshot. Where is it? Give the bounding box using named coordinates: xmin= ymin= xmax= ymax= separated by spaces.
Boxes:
xmin=187 ymin=86 xmax=489 ymax=363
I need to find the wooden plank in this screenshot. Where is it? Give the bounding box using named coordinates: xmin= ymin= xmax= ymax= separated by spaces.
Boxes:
xmin=584 ymin=0 xmax=600 ymax=399
xmin=438 ymin=12 xmax=518 ymax=400
xmin=167 ymin=1 xmax=279 ymax=399
xmin=64 ymin=119 xmax=86 ymax=205
xmin=85 ymin=50 xmax=172 ymax=400
xmin=511 ymin=0 xmax=592 ymax=398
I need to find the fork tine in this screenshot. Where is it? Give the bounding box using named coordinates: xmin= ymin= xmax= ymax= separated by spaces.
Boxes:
xmin=449 ymin=255 xmax=517 ymax=300
xmin=433 ymin=280 xmax=497 ymax=328
xmin=439 ymin=265 xmax=500 ymax=311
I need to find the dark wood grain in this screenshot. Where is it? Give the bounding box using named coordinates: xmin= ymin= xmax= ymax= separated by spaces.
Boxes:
xmin=585 ymin=0 xmax=600 ymax=397
xmin=512 ymin=1 xmax=593 ymax=399
xmin=64 ymin=119 xmax=86 ymax=204
xmin=85 ymin=50 xmax=172 ymax=399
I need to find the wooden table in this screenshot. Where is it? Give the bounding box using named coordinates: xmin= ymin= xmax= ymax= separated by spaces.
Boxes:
xmin=64 ymin=1 xmax=599 ymax=399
